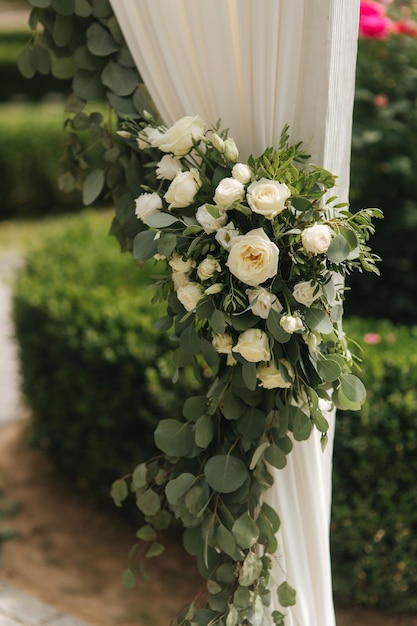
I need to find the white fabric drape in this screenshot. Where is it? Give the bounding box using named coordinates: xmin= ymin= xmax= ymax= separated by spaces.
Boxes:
xmin=110 ymin=2 xmax=360 ymax=624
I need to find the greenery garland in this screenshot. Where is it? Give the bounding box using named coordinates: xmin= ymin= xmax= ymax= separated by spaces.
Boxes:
xmin=20 ymin=2 xmax=382 ymax=624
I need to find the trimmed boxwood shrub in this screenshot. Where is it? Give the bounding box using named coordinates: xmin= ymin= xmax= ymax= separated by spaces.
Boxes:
xmin=12 ymin=212 xmax=199 ymax=498
xmin=332 ymin=317 xmax=417 ymax=612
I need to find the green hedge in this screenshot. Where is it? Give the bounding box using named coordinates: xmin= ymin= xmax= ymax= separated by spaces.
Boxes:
xmin=12 ymin=213 xmax=199 ymax=498
xmin=332 ymin=317 xmax=417 ymax=612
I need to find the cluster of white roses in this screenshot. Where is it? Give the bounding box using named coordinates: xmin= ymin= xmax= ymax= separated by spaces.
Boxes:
xmin=132 ymin=115 xmax=338 ymax=390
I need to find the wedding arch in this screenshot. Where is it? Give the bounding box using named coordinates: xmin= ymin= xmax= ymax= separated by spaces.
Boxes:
xmin=20 ymin=2 xmax=382 ymax=625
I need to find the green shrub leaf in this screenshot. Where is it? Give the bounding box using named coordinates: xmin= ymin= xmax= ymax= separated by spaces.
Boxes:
xmin=204 ymin=455 xmax=248 ymax=494
xmin=232 ymin=513 xmax=259 ymax=549
xmin=154 ymin=419 xmax=194 ymax=457
xmin=277 ymin=581 xmax=296 ymax=607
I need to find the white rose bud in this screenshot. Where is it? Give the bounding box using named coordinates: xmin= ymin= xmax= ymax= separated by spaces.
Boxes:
xmin=165 ymin=168 xmax=202 ymax=209
xmin=302 ymin=223 xmax=333 ymax=255
xmin=247 ymin=178 xmax=291 ymax=220
xmin=302 ymin=330 xmax=321 ymax=353
xmin=214 ymin=177 xmax=245 ymax=209
xmin=232 ymin=163 xmax=252 ymax=185
xmin=257 ymin=363 xmax=292 ymax=389
xmin=169 ymin=252 xmax=195 ymax=273
xmin=280 ymin=313 xmax=305 ymax=334
xmin=177 ymin=282 xmax=203 ymax=312
xmin=293 ymin=281 xmax=322 ymax=307
xmin=196 ymin=204 xmax=228 ymax=234
xmin=233 ymin=328 xmax=271 ymax=363
xmin=246 ymin=287 xmax=283 ymax=319
xmin=227 ymin=228 xmax=279 ymax=287
xmin=212 ymin=333 xmax=233 ymax=354
xmin=197 ymin=256 xmax=221 ymax=281
xmin=156 ymin=154 xmax=182 ymax=180
xmin=205 ymin=283 xmax=224 ymax=295
xmin=137 ymin=125 xmax=163 ymax=149
xmin=153 ymin=115 xmax=206 ymax=156
xmin=215 ymin=221 xmax=240 ymax=251
xmin=134 ymin=192 xmax=162 ymax=222
xmin=224 ymin=137 xmax=239 ymax=162
xmin=210 ymin=133 xmax=225 ymax=153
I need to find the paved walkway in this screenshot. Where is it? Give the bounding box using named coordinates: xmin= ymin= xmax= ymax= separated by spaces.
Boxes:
xmin=0 ymin=252 xmax=90 ymax=626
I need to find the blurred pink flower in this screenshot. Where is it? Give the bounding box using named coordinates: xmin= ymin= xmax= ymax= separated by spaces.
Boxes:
xmin=359 ymin=1 xmax=395 ymax=39
xmin=373 ymin=93 xmax=389 ymax=108
xmin=363 ymin=332 xmax=382 ymax=344
xmin=395 ymin=19 xmax=417 ymax=37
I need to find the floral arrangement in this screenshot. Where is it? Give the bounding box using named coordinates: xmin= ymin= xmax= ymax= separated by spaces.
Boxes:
xmin=111 ymin=114 xmax=382 ymax=626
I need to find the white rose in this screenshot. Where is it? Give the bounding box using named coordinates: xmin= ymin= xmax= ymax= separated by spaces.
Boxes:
xmin=156 ymin=154 xmax=182 ymax=180
xmin=246 ymin=178 xmax=291 ymax=220
xmin=246 ymin=287 xmax=283 ymax=319
xmin=293 ymin=281 xmax=322 ymax=307
xmin=232 ymin=163 xmax=252 ymax=184
xmin=169 ymin=252 xmax=195 ymax=273
xmin=165 ymin=169 xmax=202 ymax=209
xmin=134 ymin=192 xmax=162 ymax=222
xmin=302 ymin=223 xmax=333 ymax=255
xmin=226 ymin=228 xmax=279 ymax=287
xmin=280 ymin=313 xmax=304 ymax=334
xmin=153 ymin=115 xmax=206 ymax=156
xmin=257 ymin=363 xmax=292 ymax=389
xmin=224 ymin=137 xmax=239 ymax=162
xmin=177 ymin=282 xmax=203 ymax=312
xmin=214 ymin=177 xmax=245 ymax=209
xmin=172 ymin=271 xmax=189 ymax=290
xmin=232 ymin=328 xmax=271 ymax=363
xmin=215 ymin=221 xmax=240 ymax=251
xmin=136 ymin=125 xmax=163 ymax=149
xmin=196 ymin=204 xmax=228 ymax=234
xmin=212 ymin=333 xmax=233 ymax=354
xmin=197 ymin=256 xmax=221 ymax=281
xmin=302 ymin=330 xmax=321 ymax=353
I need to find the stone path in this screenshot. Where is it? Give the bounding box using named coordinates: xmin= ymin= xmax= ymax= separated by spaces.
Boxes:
xmin=0 ymin=252 xmax=90 ymax=626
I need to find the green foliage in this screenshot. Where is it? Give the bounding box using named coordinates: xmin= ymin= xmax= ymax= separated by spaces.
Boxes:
xmin=332 ymin=317 xmax=417 ymax=611
xmin=348 ymin=16 xmax=417 ymax=323
xmin=0 ymin=103 xmax=83 ymax=217
xmin=12 ymin=213 xmax=200 ymax=498
xmin=0 ymin=31 xmax=72 ymax=102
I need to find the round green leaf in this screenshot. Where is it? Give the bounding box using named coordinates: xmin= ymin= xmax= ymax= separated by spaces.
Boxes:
xmin=32 ymin=44 xmax=51 ymax=75
xmin=182 ymin=396 xmax=209 ymax=421
xmin=326 ymin=233 xmax=351 ymax=263
xmin=51 ymin=55 xmax=77 ymax=79
xmin=143 ymin=212 xmax=179 ymax=228
xmin=317 ymin=357 xmax=342 ymax=382
xmin=157 ymin=232 xmax=177 ymax=257
xmin=292 ymin=409 xmax=312 ymax=441
xmin=216 ymin=524 xmax=237 ymax=558
xmin=165 ymin=473 xmax=195 ymax=506
xmin=52 ymin=15 xmax=74 ymax=46
xmin=277 ymin=581 xmax=297 ymax=607
xmin=195 ymin=414 xmax=214 ymax=449
xmin=340 ymin=373 xmax=367 ymax=404
xmin=73 ymin=69 xmax=105 ymax=101
xmin=122 ymin=568 xmax=136 ymax=589
xmin=204 ymin=455 xmax=248 ymax=494
xmin=86 ymin=23 xmax=119 ymax=56
xmin=133 ymin=230 xmax=159 ymax=261
xmin=30 ymin=0 xmax=51 ymax=7
xmin=145 ymin=541 xmax=165 ymax=558
xmin=101 ymin=60 xmax=139 ymax=96
xmin=260 ymin=502 xmax=281 ymax=533
xmin=264 ymin=443 xmax=287 ymax=469
xmin=51 ymin=0 xmax=75 ymax=15
xmin=17 ymin=48 xmax=35 ymax=79
xmin=304 ymin=307 xmax=333 ymax=334
xmin=232 ymin=513 xmax=259 ymax=549
xmin=136 ymin=525 xmax=157 ymax=541
xmin=110 ymin=478 xmax=128 ymax=507
xmin=154 ymin=419 xmax=194 ymax=457
xmin=75 ymin=0 xmax=92 ymax=16
xmin=183 ymin=526 xmax=203 ymax=556
xmin=136 ymin=489 xmax=161 ymax=516
xmin=82 ymin=168 xmax=104 ymax=205
xmin=291 ymin=196 xmax=312 ymax=211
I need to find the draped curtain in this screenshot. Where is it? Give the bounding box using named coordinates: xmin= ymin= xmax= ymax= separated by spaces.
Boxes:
xmin=109 ymin=2 xmax=360 ymax=624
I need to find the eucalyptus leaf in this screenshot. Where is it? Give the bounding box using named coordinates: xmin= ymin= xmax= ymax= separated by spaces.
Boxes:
xmin=30 ymin=0 xmax=51 ymax=6
xmin=264 ymin=443 xmax=287 ymax=469
xmin=292 ymin=409 xmax=312 ymax=441
xmin=326 ymin=233 xmax=351 ymax=263
xmin=32 ymin=44 xmax=51 ymax=75
xmin=158 ymin=232 xmax=177 ymax=257
xmin=317 ymin=357 xmax=342 ymax=382
xmin=304 ymin=307 xmax=333 ymax=334
xmin=180 ymin=324 xmax=200 ymax=355
xmin=200 ymin=338 xmax=219 ymax=368
xmin=133 ymin=230 xmax=158 ymax=261
xmin=232 ymin=513 xmax=259 ymax=549
xmin=75 ymin=0 xmax=92 ymax=16
xmin=204 ymin=455 xmax=248 ymax=494
xmin=51 ymin=0 xmax=75 ymax=15
xmin=222 ymin=391 xmax=245 ymax=421
xmin=238 ymin=551 xmax=263 ymax=586
xmin=217 ymin=524 xmax=237 ymax=558
xmin=211 ymin=309 xmax=226 ymax=334
xmin=154 ymin=419 xmax=194 ymax=457
xmin=277 ymin=581 xmax=297 ymax=607
xmin=267 ymin=309 xmax=291 ymax=343
xmin=101 ymin=61 xmax=140 ymax=96
xmin=249 ymin=442 xmax=270 ymax=470
xmin=82 ymin=168 xmax=104 ymax=205
xmin=261 ymin=502 xmax=281 ymax=533
xmin=86 ymin=23 xmax=119 ymax=56
xmin=242 ymin=361 xmax=257 ymax=391
xmin=136 ymin=488 xmax=161 ymax=516
xmin=136 ymin=524 xmax=157 ymax=541
xmin=52 ymin=15 xmax=74 ymax=46
xmin=165 ymin=473 xmax=195 ymax=505
xmin=143 ymin=213 xmax=179 ymax=228
xmin=17 ymin=48 xmax=36 ymax=79
xmin=145 ymin=541 xmax=165 ymax=558
xmin=237 ymin=407 xmax=266 ymax=440
xmin=110 ymin=478 xmax=128 ymax=507
xmin=73 ymin=69 xmax=105 ymax=101
xmin=122 ymin=568 xmax=136 ymax=589
xmin=340 ymin=373 xmax=367 ymax=404
xmin=183 ymin=396 xmax=209 ymax=421
xmin=195 ymin=414 xmax=214 ymax=449
xmin=132 ymin=463 xmax=147 ymax=489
